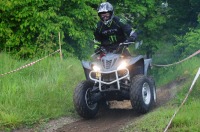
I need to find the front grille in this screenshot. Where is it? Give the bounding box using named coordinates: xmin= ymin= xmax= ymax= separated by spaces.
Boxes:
xmin=102 ymin=58 xmax=117 ymax=69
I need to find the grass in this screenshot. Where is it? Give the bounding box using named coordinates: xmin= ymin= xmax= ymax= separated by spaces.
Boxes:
xmin=169 ymin=79 xmax=200 ymax=132
xmin=121 ymin=106 xmax=176 ymax=132
xmin=121 ymin=79 xmax=200 ymax=132
xmin=121 ymin=50 xmax=200 ymax=131
xmin=170 ymin=101 xmax=200 ymax=132
xmin=0 ymin=53 xmax=85 ymax=130
xmin=0 ymin=47 xmax=199 ymax=131
xmin=152 ymin=55 xmax=200 ymax=87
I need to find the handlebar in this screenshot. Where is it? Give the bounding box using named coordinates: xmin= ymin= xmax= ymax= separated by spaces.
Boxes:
xmin=91 ymin=47 xmax=106 ymax=57
xmin=119 ymin=42 xmax=135 ymax=46
xmin=91 ymin=42 xmax=135 ymax=57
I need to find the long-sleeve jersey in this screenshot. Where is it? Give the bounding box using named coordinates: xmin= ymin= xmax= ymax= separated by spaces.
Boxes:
xmin=94 ymin=16 xmax=137 ymax=48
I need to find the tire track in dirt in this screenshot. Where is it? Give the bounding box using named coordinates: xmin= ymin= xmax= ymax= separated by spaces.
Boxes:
xmin=55 ymin=77 xmax=186 ymax=132
xmin=13 ymin=77 xmax=186 ymax=132
xmin=56 ymin=109 xmax=139 ymax=132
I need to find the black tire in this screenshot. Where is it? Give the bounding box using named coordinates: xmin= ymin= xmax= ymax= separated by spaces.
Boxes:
xmin=130 ymin=75 xmax=155 ymax=114
xmin=99 ymin=101 xmax=110 ymax=111
xmin=73 ymin=80 xmax=99 ymax=119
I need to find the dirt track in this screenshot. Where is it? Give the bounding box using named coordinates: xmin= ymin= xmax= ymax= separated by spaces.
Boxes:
xmin=14 ymin=78 xmax=186 ymax=132
xmin=55 ymin=77 xmax=185 ymax=132
xmin=56 ymin=109 xmax=139 ymax=132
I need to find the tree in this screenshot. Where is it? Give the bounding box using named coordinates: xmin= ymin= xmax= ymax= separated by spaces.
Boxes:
xmin=166 ymin=0 xmax=200 ymax=57
xmin=174 ymin=17 xmax=200 ymax=58
xmin=1 ymin=0 xmax=199 ymax=59
xmin=0 ymin=0 xmax=102 ymax=59
xmin=58 ymin=0 xmax=102 ymax=59
xmin=0 ymin=1 xmax=61 ymax=58
xmin=108 ymin=0 xmax=167 ymax=58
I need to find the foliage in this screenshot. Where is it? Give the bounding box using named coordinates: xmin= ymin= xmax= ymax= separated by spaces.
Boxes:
xmin=152 ymin=39 xmax=200 ymax=87
xmin=167 ymin=0 xmax=200 ymax=29
xmin=0 ymin=0 xmax=62 ymax=58
xmin=1 ymin=0 xmax=200 ymax=60
xmin=173 ymin=15 xmax=200 ymax=58
xmin=0 ymin=0 xmax=102 ymax=59
xmin=174 ymin=27 xmax=200 ymax=58
xmin=108 ymin=0 xmax=168 ymax=57
xmin=58 ymin=0 xmax=102 ymax=59
xmin=165 ymin=0 xmax=200 ymax=58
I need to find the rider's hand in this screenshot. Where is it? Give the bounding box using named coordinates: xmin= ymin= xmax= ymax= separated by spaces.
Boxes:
xmin=95 ymin=47 xmax=100 ymax=54
xmin=95 ymin=46 xmax=105 ymax=54
xmin=124 ymin=39 xmax=130 ymax=43
xmin=120 ymin=40 xmax=131 ymax=47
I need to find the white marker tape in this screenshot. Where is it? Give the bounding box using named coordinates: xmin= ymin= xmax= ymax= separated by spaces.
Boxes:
xmin=164 ymin=67 xmax=200 ymax=132
xmin=154 ymin=50 xmax=200 ymax=67
xmin=1 ymin=49 xmax=60 ymax=77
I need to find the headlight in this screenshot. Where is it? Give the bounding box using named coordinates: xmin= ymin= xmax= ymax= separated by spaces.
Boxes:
xmin=92 ymin=65 xmax=101 ymax=72
xmin=117 ymin=61 xmax=127 ymax=70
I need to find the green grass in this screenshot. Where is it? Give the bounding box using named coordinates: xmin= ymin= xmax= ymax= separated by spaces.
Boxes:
xmin=121 ymin=79 xmax=200 ymax=132
xmin=169 ymin=80 xmax=200 ymax=132
xmin=0 ymin=48 xmax=199 ymax=131
xmin=152 ymin=56 xmax=200 ymax=87
xmin=121 ymin=53 xmax=200 ymax=131
xmin=121 ymin=106 xmax=176 ymax=132
xmin=0 ymin=53 xmax=85 ymax=130
xmin=152 ymin=43 xmax=177 ymax=65
xmin=170 ymin=101 xmax=200 ymax=132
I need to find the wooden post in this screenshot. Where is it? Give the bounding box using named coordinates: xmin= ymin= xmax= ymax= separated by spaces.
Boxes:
xmin=59 ymin=32 xmax=63 ymax=60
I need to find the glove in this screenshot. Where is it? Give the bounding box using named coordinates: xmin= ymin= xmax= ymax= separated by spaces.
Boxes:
xmin=95 ymin=46 xmax=106 ymax=54
xmin=94 ymin=42 xmax=101 ymax=53
xmin=95 ymin=47 xmax=100 ymax=53
xmin=94 ymin=39 xmax=101 ymax=51
xmin=124 ymin=39 xmax=130 ymax=43
xmin=120 ymin=40 xmax=131 ymax=47
xmin=125 ymin=37 xmax=135 ymax=43
xmin=129 ymin=30 xmax=137 ymax=41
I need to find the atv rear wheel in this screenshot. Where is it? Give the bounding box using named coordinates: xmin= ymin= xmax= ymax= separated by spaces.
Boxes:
xmin=130 ymin=75 xmax=155 ymax=114
xmin=73 ymin=80 xmax=99 ymax=119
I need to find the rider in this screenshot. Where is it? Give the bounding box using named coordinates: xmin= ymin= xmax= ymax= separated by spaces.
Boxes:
xmin=94 ymin=2 xmax=137 ymax=56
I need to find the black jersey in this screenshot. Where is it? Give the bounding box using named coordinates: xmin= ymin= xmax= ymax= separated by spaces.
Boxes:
xmin=94 ymin=16 xmax=135 ymax=47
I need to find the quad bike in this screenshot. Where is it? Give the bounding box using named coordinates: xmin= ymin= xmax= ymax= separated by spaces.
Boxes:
xmin=73 ymin=43 xmax=157 ymax=119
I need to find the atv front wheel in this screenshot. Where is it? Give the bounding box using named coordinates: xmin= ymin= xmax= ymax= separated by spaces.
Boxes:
xmin=73 ymin=80 xmax=99 ymax=119
xmin=130 ymin=75 xmax=155 ymax=114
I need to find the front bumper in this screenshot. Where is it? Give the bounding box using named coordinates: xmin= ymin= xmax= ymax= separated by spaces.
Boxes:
xmin=89 ymin=68 xmax=130 ymax=91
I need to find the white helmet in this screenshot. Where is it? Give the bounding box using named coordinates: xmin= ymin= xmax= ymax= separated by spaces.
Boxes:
xmin=97 ymin=2 xmax=114 ymax=25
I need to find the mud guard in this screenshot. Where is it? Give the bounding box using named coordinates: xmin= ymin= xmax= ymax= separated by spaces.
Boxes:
xmin=144 ymin=59 xmax=152 ymax=75
xmin=128 ymin=55 xmax=144 ymax=76
xmin=128 ymin=56 xmax=152 ymax=76
xmin=128 ymin=55 xmax=144 ymax=65
xmin=82 ymin=61 xmax=92 ymax=80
